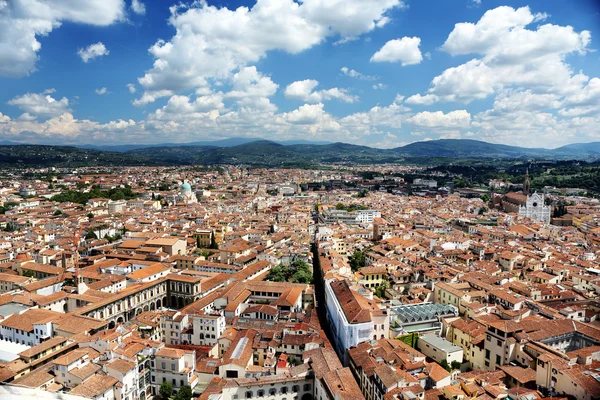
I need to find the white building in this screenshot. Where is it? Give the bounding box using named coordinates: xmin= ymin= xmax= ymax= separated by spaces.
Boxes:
xmin=0 ymin=308 xmax=60 ymax=346
xmin=519 ymin=192 xmax=551 ymax=224
xmin=418 ymin=333 xmax=463 ymax=366
xmin=187 ymin=313 xmax=226 ymax=347
xmin=324 ymin=279 xmax=388 ymax=365
xmin=105 ymin=358 xmax=137 ymax=400
xmin=356 ymin=210 xmax=381 ymax=224
xmin=151 ymin=347 xmax=197 ymax=395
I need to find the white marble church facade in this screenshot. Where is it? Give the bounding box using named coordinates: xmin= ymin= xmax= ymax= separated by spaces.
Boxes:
xmin=519 ymin=192 xmax=551 ymax=224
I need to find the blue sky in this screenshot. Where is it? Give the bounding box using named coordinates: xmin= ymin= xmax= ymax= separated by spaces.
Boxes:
xmin=0 ymin=0 xmax=599 ymax=148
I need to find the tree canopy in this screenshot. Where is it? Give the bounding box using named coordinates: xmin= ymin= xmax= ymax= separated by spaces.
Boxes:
xmin=159 ymin=381 xmax=173 ymax=399
xmin=348 ymin=250 xmax=366 ymax=271
xmin=266 ymin=260 xmax=313 ymax=284
xmin=51 ymin=185 xmax=138 ymax=205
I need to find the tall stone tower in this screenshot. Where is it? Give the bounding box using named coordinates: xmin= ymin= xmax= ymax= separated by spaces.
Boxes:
xmin=523 ymin=168 xmax=531 ymax=196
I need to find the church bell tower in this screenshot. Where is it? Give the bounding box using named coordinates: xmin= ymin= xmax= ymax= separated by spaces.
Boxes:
xmin=523 ymin=168 xmax=531 ymax=196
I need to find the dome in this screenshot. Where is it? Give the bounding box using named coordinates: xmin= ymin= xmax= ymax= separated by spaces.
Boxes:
xmin=182 ymin=182 xmax=192 ymax=191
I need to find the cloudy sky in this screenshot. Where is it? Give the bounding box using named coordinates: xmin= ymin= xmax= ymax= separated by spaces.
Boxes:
xmin=0 ymin=0 xmax=599 ymax=148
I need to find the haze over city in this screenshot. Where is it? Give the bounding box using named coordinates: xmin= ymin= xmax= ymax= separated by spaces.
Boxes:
xmin=1 ymin=0 xmax=600 ymax=148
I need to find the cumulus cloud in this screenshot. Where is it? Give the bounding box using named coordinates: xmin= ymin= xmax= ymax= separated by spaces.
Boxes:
xmin=7 ymin=90 xmax=70 ymax=117
xmin=127 ymin=83 xmax=136 ymax=94
xmin=131 ymin=0 xmax=145 ymax=15
xmin=419 ymin=6 xmax=591 ymax=103
xmin=408 ymin=110 xmax=471 ymax=128
xmin=0 ymin=1 xmax=124 ymax=77
xmin=340 ymin=66 xmax=377 ymax=81
xmin=225 ymin=67 xmax=278 ymax=100
xmin=405 ymin=94 xmax=439 ymax=105
xmin=95 ymin=87 xmax=108 ymax=95
xmin=135 ymin=0 xmax=402 ymax=104
xmin=373 ymin=83 xmax=387 ymax=90
xmin=78 ymin=42 xmax=109 ymax=63
xmin=370 ymin=37 xmax=423 ymax=65
xmin=284 ymin=79 xmax=358 ymax=103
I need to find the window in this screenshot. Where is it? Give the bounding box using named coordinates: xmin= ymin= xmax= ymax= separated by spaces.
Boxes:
xmin=292 ymin=385 xmax=299 ymax=392
xmin=270 ymin=389 xmax=277 ymax=396
xmin=485 ymin=350 xmax=490 ymax=360
xmin=496 ymin=355 xmax=501 ymax=365
xmin=257 ymin=390 xmax=265 ymax=397
xmin=171 ymin=363 xmax=176 ymax=371
xmin=303 ymin=384 xmax=311 ymax=391
xmin=497 ymin=339 xmax=502 ymax=346
xmin=281 ymin=387 xmax=288 ymax=394
xmin=161 ymin=362 xmax=166 ymax=370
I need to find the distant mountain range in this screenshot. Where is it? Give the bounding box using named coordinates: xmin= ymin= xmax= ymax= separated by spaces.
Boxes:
xmin=77 ymin=137 xmax=333 ymax=153
xmin=2 ymin=139 xmax=600 ymax=167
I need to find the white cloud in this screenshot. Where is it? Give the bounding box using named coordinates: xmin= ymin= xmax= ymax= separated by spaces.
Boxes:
xmin=421 ymin=6 xmax=591 ymax=103
xmin=564 ymin=77 xmax=600 ymax=106
xmin=299 ymin=0 xmax=404 ymax=40
xmin=78 ymin=42 xmax=109 ymax=63
xmin=340 ymin=66 xmax=377 ymax=81
xmin=135 ymin=0 xmax=402 ymax=104
xmin=131 ymin=0 xmax=145 ymax=15
xmin=408 ymin=110 xmax=471 ymax=128
xmin=492 ymin=89 xmax=561 ymax=112
xmin=95 ymin=87 xmax=108 ymax=95
xmin=405 ymin=94 xmax=439 ymax=105
xmin=150 ymin=94 xmax=225 ymax=121
xmin=7 ymin=90 xmax=70 ymax=117
xmin=373 ymin=83 xmax=387 ymax=90
xmin=224 ymin=67 xmax=278 ymax=100
xmin=370 ymin=37 xmax=422 ymax=65
xmin=127 ymin=83 xmax=136 ymax=94
xmin=284 ymin=103 xmax=328 ymax=125
xmin=0 ymin=112 xmax=10 ymax=123
xmin=132 ymin=90 xmax=174 ymax=107
xmin=0 ymin=1 xmax=124 ymax=77
xmin=285 ymin=79 xmax=358 ymax=103
xmin=18 ymin=113 xmax=36 ymax=121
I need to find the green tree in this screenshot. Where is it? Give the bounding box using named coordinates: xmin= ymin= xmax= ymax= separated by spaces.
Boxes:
xmin=291 ymin=261 xmax=313 ymax=284
xmin=209 ymin=232 xmax=218 ymax=249
xmin=2 ymin=223 xmax=15 ymax=232
xmin=266 ymin=266 xmax=287 ymax=282
xmin=348 ymin=250 xmax=366 ymax=271
xmin=4 ymin=202 xmax=19 ymax=209
xmin=175 ymin=385 xmax=192 ymax=400
xmin=54 ymin=209 xmax=62 ymax=215
xmin=440 ymin=359 xmax=451 ymax=372
xmin=85 ymin=231 xmax=98 ymax=240
xmin=481 ymin=193 xmax=491 ymax=203
xmin=22 ymin=270 xmax=35 ymax=278
xmin=159 ymin=381 xmax=173 ymax=399
xmin=451 ymin=361 xmax=461 ymax=371
xmin=87 ymin=213 xmax=94 ymax=219
xmin=374 ymin=281 xmax=389 ymax=299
